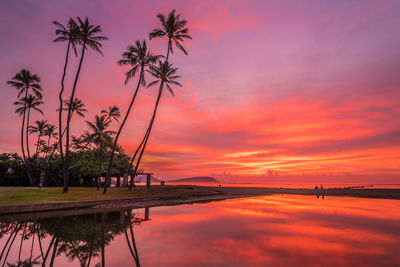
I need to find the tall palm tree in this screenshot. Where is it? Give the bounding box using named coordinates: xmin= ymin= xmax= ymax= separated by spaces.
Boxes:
xmin=53 ymin=18 xmax=80 ymax=192
xmin=125 ymin=11 xmax=191 ymax=190
xmin=86 ymin=115 xmax=116 ymax=190
xmin=149 ymin=9 xmax=192 ymax=61
xmin=13 ymin=95 xmax=43 ymax=186
xmin=7 ymin=69 xmax=42 ymax=186
xmin=24 ymin=96 xmax=44 ymax=186
xmin=129 ymin=61 xmax=182 ymax=190
xmin=64 ymin=17 xmax=108 ymax=193
xmin=28 ymin=120 xmax=49 ymax=157
xmin=104 ymin=40 xmax=161 ymax=193
xmin=42 ymin=98 xmax=86 ymax=184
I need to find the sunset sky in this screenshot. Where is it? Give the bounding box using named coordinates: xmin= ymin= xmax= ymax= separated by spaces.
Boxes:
xmin=1 ymin=0 xmax=399 ymax=182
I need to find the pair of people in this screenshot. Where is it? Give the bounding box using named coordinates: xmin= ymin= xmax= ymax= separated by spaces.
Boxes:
xmin=314 ymin=185 xmax=324 ymax=190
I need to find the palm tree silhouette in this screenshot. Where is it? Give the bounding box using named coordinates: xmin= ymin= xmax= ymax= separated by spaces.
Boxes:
xmin=101 ymin=105 xmax=121 ymax=124
xmin=103 ymin=40 xmax=161 ymax=193
xmin=13 ymin=95 xmax=43 ymax=186
xmin=43 ymin=124 xmax=58 ymax=154
xmin=28 ymin=120 xmax=49 ymax=157
xmin=124 ymin=10 xmax=191 ymax=190
xmin=64 ymin=17 xmax=108 ymax=193
xmin=7 ymin=69 xmax=42 ymax=186
xmin=149 ymin=9 xmax=192 ymax=61
xmin=53 ymin=18 xmax=80 ymax=193
xmin=124 ymin=11 xmax=191 ymax=190
xmin=129 ymin=61 xmax=182 ymax=189
xmin=86 ymin=115 xmax=116 ymax=189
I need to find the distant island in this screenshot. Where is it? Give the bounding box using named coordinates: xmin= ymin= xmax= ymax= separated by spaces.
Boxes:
xmin=168 ymin=176 xmax=219 ymax=183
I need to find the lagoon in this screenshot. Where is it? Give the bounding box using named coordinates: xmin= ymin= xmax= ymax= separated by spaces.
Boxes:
xmin=1 ymin=194 xmax=399 ymax=266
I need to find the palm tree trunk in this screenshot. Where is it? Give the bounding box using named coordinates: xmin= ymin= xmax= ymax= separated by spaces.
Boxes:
xmin=104 ymin=69 xmax=143 ymax=193
xmin=43 ymin=236 xmax=56 ymax=265
xmin=98 ymin=141 xmax=104 ymax=190
xmin=49 ymin=237 xmax=59 ymax=267
xmin=36 ymin=225 xmax=44 ymax=261
xmin=0 ymin=224 xmax=19 ymax=262
xmin=2 ymin=224 xmax=20 ymax=266
xmin=35 ymin=134 xmax=41 ymax=157
xmin=166 ymin=38 xmax=171 ymax=62
xmin=127 ymin=128 xmax=149 ymax=190
xmin=130 ymin=224 xmax=140 ymax=266
xmin=101 ymin=213 xmax=105 ymax=267
xmin=131 ymin=83 xmax=164 ymax=185
xmin=59 ymin=41 xmax=71 ymax=194
xmin=29 ymin=230 xmax=35 ymax=265
xmin=18 ymin=227 xmax=26 ymax=265
xmin=20 ymin=90 xmax=34 ymax=186
xmin=26 ymin=107 xmax=35 ymax=185
xmin=64 ymin=43 xmax=86 ymax=194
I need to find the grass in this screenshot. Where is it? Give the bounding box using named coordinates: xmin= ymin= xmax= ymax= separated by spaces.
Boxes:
xmin=0 ymin=185 xmax=221 ymax=206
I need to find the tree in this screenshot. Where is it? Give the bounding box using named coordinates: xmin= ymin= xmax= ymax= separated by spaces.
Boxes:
xmin=7 ymin=69 xmax=42 ymax=186
xmin=86 ymin=115 xmax=116 ymax=189
xmin=13 ymin=95 xmax=44 ymax=186
xmin=43 ymin=124 xmax=57 ymax=157
xmin=64 ymin=17 xmax=108 ymax=193
xmin=126 ymin=10 xmax=191 ymax=190
xmin=104 ymin=40 xmax=160 ymax=193
xmin=101 ymin=105 xmax=121 ymax=124
xmin=149 ymin=9 xmax=192 ymax=61
xmin=53 ymin=18 xmax=80 ymax=193
xmin=28 ymin=120 xmax=49 ymax=157
xmin=129 ymin=61 xmax=182 ymax=189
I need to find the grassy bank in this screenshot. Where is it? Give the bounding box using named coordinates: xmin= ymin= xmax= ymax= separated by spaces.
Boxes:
xmin=0 ymin=186 xmax=222 ymax=206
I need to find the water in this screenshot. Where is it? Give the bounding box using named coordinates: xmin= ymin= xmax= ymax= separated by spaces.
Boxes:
xmin=0 ymin=195 xmax=399 ymax=266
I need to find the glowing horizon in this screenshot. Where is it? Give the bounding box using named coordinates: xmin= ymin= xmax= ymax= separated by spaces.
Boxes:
xmin=0 ymin=0 xmax=399 ymax=181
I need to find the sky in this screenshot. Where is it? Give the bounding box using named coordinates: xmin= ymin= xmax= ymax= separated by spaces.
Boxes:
xmin=1 ymin=0 xmax=400 ymax=182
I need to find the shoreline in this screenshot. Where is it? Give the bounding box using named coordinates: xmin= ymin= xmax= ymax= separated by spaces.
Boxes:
xmin=0 ymin=186 xmax=399 ymax=215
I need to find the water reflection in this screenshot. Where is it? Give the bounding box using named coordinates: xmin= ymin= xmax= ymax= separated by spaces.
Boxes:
xmin=0 ymin=208 xmax=149 ymax=266
xmin=1 ymin=195 xmax=400 ymax=266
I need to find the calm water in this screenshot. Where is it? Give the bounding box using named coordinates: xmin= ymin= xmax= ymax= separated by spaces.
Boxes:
xmin=1 ymin=195 xmax=400 ymax=266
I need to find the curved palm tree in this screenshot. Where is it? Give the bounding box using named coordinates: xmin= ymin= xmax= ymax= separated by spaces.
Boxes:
xmin=86 ymin=115 xmax=116 ymax=190
xmin=104 ymin=40 xmax=161 ymax=193
xmin=128 ymin=61 xmax=182 ymax=190
xmin=64 ymin=17 xmax=108 ymax=193
xmin=23 ymin=96 xmax=44 ymax=179
xmin=28 ymin=120 xmax=49 ymax=157
xmin=53 ymin=18 xmax=80 ymax=192
xmin=149 ymin=9 xmax=192 ymax=61
xmin=7 ymin=69 xmax=42 ymax=186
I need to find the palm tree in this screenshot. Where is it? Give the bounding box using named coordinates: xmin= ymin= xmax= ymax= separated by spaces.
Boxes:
xmin=101 ymin=105 xmax=121 ymax=124
xmin=125 ymin=10 xmax=191 ymax=189
xmin=57 ymin=97 xmax=88 ymax=137
xmin=149 ymin=9 xmax=192 ymax=61
xmin=86 ymin=115 xmax=116 ymax=190
xmin=103 ymin=41 xmax=161 ymax=193
xmin=39 ymin=124 xmax=57 ymax=187
xmin=64 ymin=17 xmax=108 ymax=193
xmin=28 ymin=120 xmax=49 ymax=157
xmin=7 ymin=69 xmax=42 ymax=186
xmin=129 ymin=61 xmax=182 ymax=190
xmin=13 ymin=95 xmax=44 ymax=186
xmin=43 ymin=124 xmax=58 ymax=156
xmin=53 ymin=18 xmax=80 ymax=192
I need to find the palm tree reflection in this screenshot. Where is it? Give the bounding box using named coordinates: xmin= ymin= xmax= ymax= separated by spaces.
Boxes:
xmin=0 ymin=207 xmax=150 ymax=266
